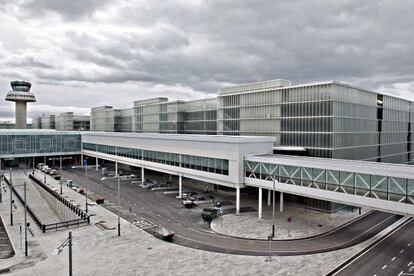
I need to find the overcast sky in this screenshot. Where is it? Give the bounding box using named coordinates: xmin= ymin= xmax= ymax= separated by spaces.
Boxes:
xmin=0 ymin=0 xmax=413 ymax=122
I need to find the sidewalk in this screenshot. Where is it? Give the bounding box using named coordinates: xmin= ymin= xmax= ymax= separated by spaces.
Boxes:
xmin=0 ymin=171 xmax=405 ymax=276
xmin=211 ymin=202 xmax=369 ymax=239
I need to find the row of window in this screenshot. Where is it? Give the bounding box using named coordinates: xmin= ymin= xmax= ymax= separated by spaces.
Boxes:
xmin=245 ymin=161 xmax=414 ymax=202
xmin=82 ymin=143 xmax=229 ymax=175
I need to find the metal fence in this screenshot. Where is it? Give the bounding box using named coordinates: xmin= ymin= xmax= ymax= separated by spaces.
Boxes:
xmin=4 ymin=174 xmax=89 ymax=233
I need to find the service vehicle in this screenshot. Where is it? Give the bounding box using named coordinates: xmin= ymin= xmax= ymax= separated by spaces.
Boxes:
xmin=201 ymin=207 xmax=221 ymax=221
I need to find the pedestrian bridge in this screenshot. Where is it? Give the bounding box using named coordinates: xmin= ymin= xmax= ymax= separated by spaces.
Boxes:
xmin=0 ymin=130 xmax=80 ymax=158
xmin=245 ymin=154 xmax=414 ymax=216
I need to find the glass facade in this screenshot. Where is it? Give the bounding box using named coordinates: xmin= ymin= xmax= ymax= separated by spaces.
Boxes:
xmin=0 ymin=131 xmax=81 ymax=157
xmin=89 ymin=80 xmax=414 ymax=164
xmin=83 ymin=142 xmax=229 ymax=175
xmin=219 ymin=81 xmax=414 ymax=163
xmin=55 ymin=112 xmax=90 ymax=131
xmin=245 ymin=160 xmax=414 ymax=205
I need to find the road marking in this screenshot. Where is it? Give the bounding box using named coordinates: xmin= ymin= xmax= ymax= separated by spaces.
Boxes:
xmin=400 ymin=249 xmax=405 ymax=254
xmin=408 ymin=261 xmax=413 ymax=266
xmin=408 ymin=243 xmax=412 ymax=247
xmin=397 ymin=271 xmax=403 ymax=276
xmin=382 ymin=265 xmax=387 ymax=270
xmin=392 ymin=257 xmax=396 ymax=261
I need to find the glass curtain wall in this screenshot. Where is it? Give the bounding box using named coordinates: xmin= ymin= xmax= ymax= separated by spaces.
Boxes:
xmin=83 ymin=142 xmax=229 ymax=175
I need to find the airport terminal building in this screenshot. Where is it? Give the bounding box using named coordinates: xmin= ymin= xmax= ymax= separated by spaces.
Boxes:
xmin=0 ymin=130 xmax=413 ymax=216
xmin=89 ymin=80 xmax=414 ymax=164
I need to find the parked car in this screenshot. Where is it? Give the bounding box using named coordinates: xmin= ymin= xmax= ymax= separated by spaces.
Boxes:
xmin=41 ymin=166 xmax=49 ymax=172
xmin=143 ymin=182 xmax=159 ymax=189
xmin=181 ymin=192 xmax=198 ymax=201
xmin=182 ymin=199 xmax=196 ymax=209
xmin=53 ymin=175 xmax=61 ymax=180
xmin=120 ymin=174 xmax=139 ymax=181
xmin=50 ymin=169 xmax=58 ymax=175
xmin=37 ymin=163 xmax=45 ymax=170
xmin=72 ymin=186 xmax=84 ymax=194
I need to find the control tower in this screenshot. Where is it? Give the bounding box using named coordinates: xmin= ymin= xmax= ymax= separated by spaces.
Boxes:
xmin=5 ymin=80 xmax=36 ymax=129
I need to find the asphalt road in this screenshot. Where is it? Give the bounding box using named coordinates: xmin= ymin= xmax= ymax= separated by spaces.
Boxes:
xmin=60 ymin=169 xmax=402 ymax=256
xmin=333 ymin=218 xmax=414 ymax=276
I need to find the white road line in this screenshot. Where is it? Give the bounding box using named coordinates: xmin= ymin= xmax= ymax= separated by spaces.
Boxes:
xmin=400 ymin=249 xmax=405 ymax=254
xmin=408 ymin=243 xmax=412 ymax=247
xmin=408 ymin=261 xmax=413 ymax=267
xmin=382 ymin=265 xmax=387 ymax=270
xmin=392 ymin=257 xmax=396 ymax=261
xmin=397 ymin=271 xmax=403 ymax=276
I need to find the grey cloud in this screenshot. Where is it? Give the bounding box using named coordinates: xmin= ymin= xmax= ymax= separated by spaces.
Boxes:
xmin=1 ymin=0 xmax=414 ymax=116
xmin=18 ymin=0 xmax=110 ymax=19
xmin=6 ymin=56 xmax=54 ymax=69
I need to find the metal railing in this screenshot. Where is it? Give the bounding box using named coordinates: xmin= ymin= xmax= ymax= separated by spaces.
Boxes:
xmin=3 ymin=176 xmax=43 ymax=230
xmin=29 ymin=174 xmax=90 ymax=231
xmin=5 ymin=174 xmax=89 ymax=233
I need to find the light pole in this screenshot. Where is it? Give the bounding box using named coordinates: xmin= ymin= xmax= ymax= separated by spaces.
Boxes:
xmin=23 ymin=182 xmax=28 ymax=256
xmin=10 ymin=168 xmax=13 ymax=226
xmin=49 ymin=157 xmax=72 ymax=195
xmin=71 ymin=161 xmax=88 ymax=213
xmin=53 ymin=231 xmax=73 ymax=276
xmin=272 ymin=177 xmax=276 ymax=238
xmin=6 ymin=180 xmax=28 ymax=256
xmin=117 ymin=169 xmax=120 ymax=236
xmin=0 ymin=173 xmax=2 ymax=203
xmin=48 ymin=156 xmax=73 ymax=173
xmin=101 ymin=169 xmax=127 ymax=237
xmin=85 ymin=161 xmax=88 ymax=213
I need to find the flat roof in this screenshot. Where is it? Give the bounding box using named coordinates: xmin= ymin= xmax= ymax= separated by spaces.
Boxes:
xmin=83 ymin=132 xmax=275 ymax=144
xmin=247 ymin=154 xmax=414 ymax=180
xmin=0 ymin=129 xmax=80 ymax=135
xmin=218 ymin=80 xmax=414 ymax=103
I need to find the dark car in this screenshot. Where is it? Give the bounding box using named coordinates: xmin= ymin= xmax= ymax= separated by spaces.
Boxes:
xmin=201 ymin=207 xmax=221 ymax=221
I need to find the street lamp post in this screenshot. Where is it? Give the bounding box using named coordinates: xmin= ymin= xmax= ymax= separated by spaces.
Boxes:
xmin=101 ymin=168 xmax=125 ymax=237
xmin=117 ymin=170 xmax=120 ymax=237
xmin=53 ymin=231 xmax=73 ymax=276
xmin=71 ymin=161 xmax=89 ymax=213
xmin=85 ymin=161 xmax=88 ymax=213
xmin=23 ymin=182 xmax=28 ymax=256
xmin=10 ymin=169 xmax=13 ymax=226
xmin=49 ymin=156 xmax=72 ymax=196
xmin=272 ymin=178 xmax=276 ymax=238
xmin=6 ymin=178 xmax=29 ymax=256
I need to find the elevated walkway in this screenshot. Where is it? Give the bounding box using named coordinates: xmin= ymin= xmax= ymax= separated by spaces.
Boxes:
xmin=245 ymin=154 xmax=414 ymax=216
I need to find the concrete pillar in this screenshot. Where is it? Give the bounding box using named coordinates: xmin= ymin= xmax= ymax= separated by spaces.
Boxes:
xmin=236 ymin=187 xmax=240 ymax=215
xmin=280 ymin=192 xmax=284 ymax=213
xmin=267 ymin=189 xmax=271 ymax=206
xmin=80 ymin=154 xmax=84 ymax=166
xmin=141 ymin=167 xmax=145 ymax=183
xmin=43 ymin=156 xmax=46 ymax=165
xmin=258 ymin=187 xmax=262 ymax=219
xmin=96 ymin=157 xmax=99 ymax=171
xmin=178 ymin=174 xmax=182 ymax=198
xmin=115 ymin=161 xmax=118 ymax=176
xmin=15 ymin=101 xmax=27 ymax=129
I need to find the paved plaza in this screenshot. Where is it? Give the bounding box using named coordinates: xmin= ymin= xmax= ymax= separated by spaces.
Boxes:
xmin=0 ymin=171 xmax=407 ymax=275
xmin=211 ymin=202 xmax=369 ymax=240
